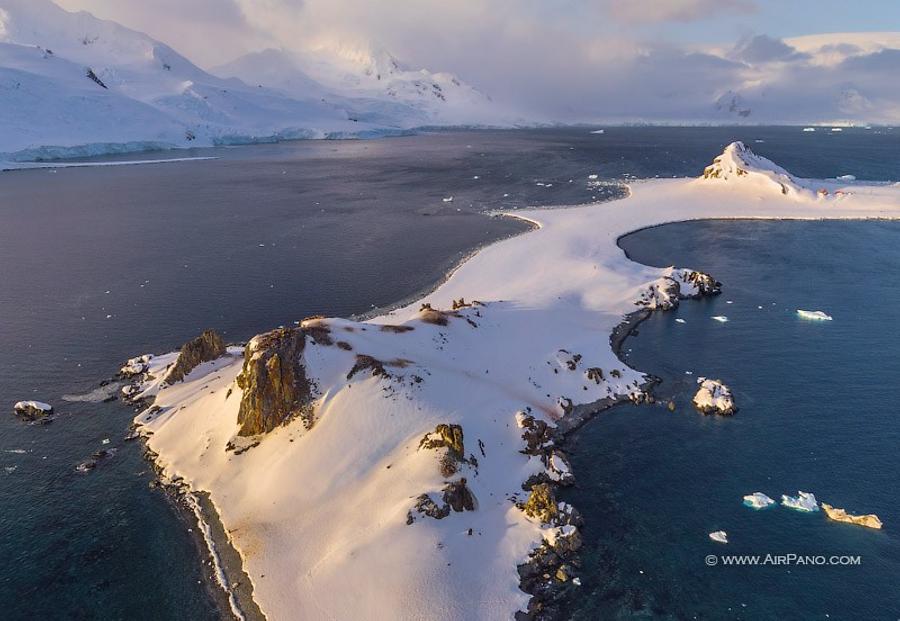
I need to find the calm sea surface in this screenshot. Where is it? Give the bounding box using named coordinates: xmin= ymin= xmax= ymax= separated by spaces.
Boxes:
xmin=1 ymin=127 xmax=899 ymax=619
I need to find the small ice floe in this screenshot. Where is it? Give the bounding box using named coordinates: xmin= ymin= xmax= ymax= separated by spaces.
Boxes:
xmin=726 ymin=300 xmax=733 ymax=304
xmin=442 ymin=196 xmax=454 ymax=203
xmin=802 ymin=127 xmax=816 ymax=132
xmin=590 ymin=129 xmax=605 ymax=134
xmin=709 ymin=531 xmax=728 ymax=544
xmin=572 ymin=577 xmax=582 ymax=586
xmin=472 ymin=175 xmax=480 ymax=180
xmin=711 ymin=315 xmax=729 ymax=323
xmin=831 ymin=127 xmax=843 ymax=132
xmin=588 ymin=174 xmax=599 ymax=180
xmin=675 ymin=318 xmax=686 ymax=324
xmin=781 ymin=491 xmax=819 ymax=512
xmin=836 ymin=175 xmax=856 ymax=182
xmin=797 ymin=309 xmax=833 ymax=321
xmin=743 ymin=492 xmax=776 ymax=510
xmin=101 ymin=438 xmax=110 ymax=445
xmin=4 ymin=466 xmax=17 ymax=474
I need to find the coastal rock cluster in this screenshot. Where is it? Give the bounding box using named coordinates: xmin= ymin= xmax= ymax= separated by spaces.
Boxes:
xmin=13 ymin=400 xmax=53 ymax=420
xmin=636 ymin=268 xmax=721 ymax=311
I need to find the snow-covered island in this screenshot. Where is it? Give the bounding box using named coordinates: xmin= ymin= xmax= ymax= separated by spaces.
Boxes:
xmin=692 ymin=378 xmax=737 ymax=416
xmin=122 ymin=143 xmax=900 ymax=620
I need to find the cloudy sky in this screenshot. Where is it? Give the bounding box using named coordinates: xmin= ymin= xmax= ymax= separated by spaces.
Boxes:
xmin=52 ymin=0 xmax=900 ymax=123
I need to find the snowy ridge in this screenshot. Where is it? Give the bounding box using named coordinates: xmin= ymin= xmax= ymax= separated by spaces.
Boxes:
xmin=127 ymin=146 xmax=900 ymax=620
xmin=0 ymin=0 xmax=505 ymax=161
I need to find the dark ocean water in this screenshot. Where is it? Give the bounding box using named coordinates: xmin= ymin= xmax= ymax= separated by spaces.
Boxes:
xmin=1 ymin=127 xmax=899 ymax=619
xmin=562 ymin=220 xmax=900 ymax=620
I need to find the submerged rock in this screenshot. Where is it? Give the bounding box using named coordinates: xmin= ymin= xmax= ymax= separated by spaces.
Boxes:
xmin=235 ymin=327 xmax=315 ymax=436
xmin=13 ymin=400 xmax=53 ymax=420
xmin=692 ymin=378 xmax=737 ymax=415
xmin=164 ymin=329 xmax=226 ymax=384
xmin=821 ymin=503 xmax=882 ymax=529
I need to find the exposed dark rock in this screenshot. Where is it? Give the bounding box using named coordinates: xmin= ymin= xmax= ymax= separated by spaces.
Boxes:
xmin=346 ymin=354 xmax=390 ymax=380
xmin=419 ymin=423 xmax=465 ymax=459
xmin=522 ymin=483 xmax=557 ymax=524
xmin=164 ymin=330 xmax=226 ymax=384
xmin=380 ymin=324 xmax=415 ymax=333
xmin=410 ymin=494 xmax=450 ymax=521
xmin=518 ymin=413 xmax=553 ymax=456
xmin=585 ymin=367 xmax=604 ymax=384
xmin=235 ymin=327 xmax=315 ymax=436
xmin=442 ymin=478 xmax=476 ymax=512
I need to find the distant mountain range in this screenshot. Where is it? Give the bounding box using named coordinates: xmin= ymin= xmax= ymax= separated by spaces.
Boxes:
xmin=0 ymin=0 xmax=509 ymax=160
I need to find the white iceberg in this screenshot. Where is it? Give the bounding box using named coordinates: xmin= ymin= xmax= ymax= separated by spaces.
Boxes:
xmin=711 ymin=315 xmax=729 ymax=323
xmin=797 ymin=309 xmax=832 ymax=321
xmin=836 ymin=175 xmax=856 ymax=182
xmin=781 ymin=491 xmax=819 ymax=512
xmin=442 ymin=196 xmax=454 ymax=203
xmin=709 ymin=530 xmax=728 ymax=543
xmin=590 ymin=129 xmax=605 ymax=134
xmin=675 ymin=318 xmax=686 ymax=324
xmin=802 ymin=127 xmax=817 ymax=132
xmin=743 ymin=492 xmax=776 ymax=510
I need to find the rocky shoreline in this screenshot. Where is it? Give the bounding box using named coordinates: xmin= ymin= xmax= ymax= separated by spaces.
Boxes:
xmin=513 ymin=273 xmax=720 ymax=620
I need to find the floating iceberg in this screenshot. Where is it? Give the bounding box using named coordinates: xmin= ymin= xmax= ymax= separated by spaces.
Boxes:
xmin=781 ymin=491 xmax=819 ymax=512
xmin=711 ymin=315 xmax=729 ymax=323
xmin=743 ymin=492 xmax=776 ymax=510
xmin=802 ymin=127 xmax=816 ymax=132
xmin=836 ymin=175 xmax=856 ymax=182
xmin=709 ymin=531 xmax=728 ymax=543
xmin=590 ymin=130 xmax=605 ymax=134
xmin=797 ymin=309 xmax=832 ymax=321
xmin=442 ymin=196 xmax=454 ymax=203
xmin=675 ymin=318 xmax=686 ymax=324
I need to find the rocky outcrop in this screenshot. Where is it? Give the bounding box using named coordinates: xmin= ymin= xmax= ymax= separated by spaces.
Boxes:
xmin=407 ymin=478 xmax=476 ymax=524
xmin=522 ymin=483 xmax=558 ymax=524
xmin=517 ymin=412 xmax=553 ymax=456
xmin=420 ymin=423 xmax=467 ymax=477
xmin=420 ymin=424 xmax=465 ymax=458
xmin=13 ymin=400 xmax=53 ymax=420
xmin=692 ymin=377 xmax=736 ymax=415
xmin=680 ymin=270 xmax=722 ymax=297
xmin=235 ymin=327 xmax=315 ymax=436
xmin=821 ymin=503 xmax=883 ymax=529
xmin=164 ymin=330 xmax=226 ymax=384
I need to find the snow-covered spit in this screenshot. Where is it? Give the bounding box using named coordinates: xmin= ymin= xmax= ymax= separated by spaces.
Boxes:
xmin=124 ymin=143 xmax=900 ymax=620
xmin=0 ymin=0 xmax=512 ymax=163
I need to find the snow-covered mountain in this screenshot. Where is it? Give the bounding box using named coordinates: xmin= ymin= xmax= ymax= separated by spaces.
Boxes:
xmin=212 ymin=45 xmax=504 ymax=127
xmin=0 ymin=0 xmax=505 ymax=160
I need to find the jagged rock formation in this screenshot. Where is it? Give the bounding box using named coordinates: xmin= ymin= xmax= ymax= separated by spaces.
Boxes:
xmin=680 ymin=270 xmax=722 ymax=297
xmin=822 ymin=504 xmax=883 ymax=529
xmin=235 ymin=327 xmax=315 ymax=436
xmin=164 ymin=330 xmax=226 ymax=384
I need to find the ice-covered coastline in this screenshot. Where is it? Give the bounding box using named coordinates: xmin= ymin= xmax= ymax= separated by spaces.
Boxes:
xmin=124 ymin=143 xmax=900 ymax=620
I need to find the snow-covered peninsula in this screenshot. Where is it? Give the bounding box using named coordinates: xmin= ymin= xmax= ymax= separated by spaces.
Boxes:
xmin=125 ymin=143 xmax=900 ymax=620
